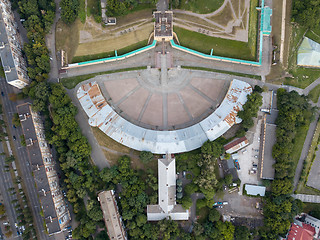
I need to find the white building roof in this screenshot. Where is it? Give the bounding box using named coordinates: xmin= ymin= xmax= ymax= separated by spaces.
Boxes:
xmin=298 ymin=37 xmax=320 ymax=67
xmin=77 ymin=80 xmax=252 ymax=154
xmin=98 ymin=190 xmax=127 ymax=240
xmin=245 ymin=184 xmax=266 ymax=197
xmin=147 ymin=155 xmax=189 ymax=221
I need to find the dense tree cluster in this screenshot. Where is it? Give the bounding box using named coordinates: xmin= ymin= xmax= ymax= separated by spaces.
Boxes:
xmin=176 ymin=139 xmax=225 ymax=205
xmin=106 ymin=0 xmax=157 ymax=17
xmin=237 ymin=86 xmax=263 ymax=131
xmin=261 ymin=89 xmax=313 ymax=239
xmin=292 ymin=0 xmax=320 ymax=29
xmin=60 ymin=0 xmax=79 ymax=24
xmin=14 ymin=0 xmax=55 ymax=82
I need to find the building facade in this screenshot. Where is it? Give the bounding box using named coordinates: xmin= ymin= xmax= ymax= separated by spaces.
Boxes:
xmin=0 ymin=0 xmax=29 ymax=89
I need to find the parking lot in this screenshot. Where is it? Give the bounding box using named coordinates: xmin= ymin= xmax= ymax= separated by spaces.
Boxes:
xmin=236 ymin=118 xmax=263 ymax=194
xmin=215 ymin=191 xmax=263 ymax=219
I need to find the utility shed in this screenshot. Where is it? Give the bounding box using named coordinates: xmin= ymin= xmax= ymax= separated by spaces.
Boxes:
xmin=245 ymin=185 xmax=266 ymax=197
xmin=98 ymin=190 xmax=127 ymax=240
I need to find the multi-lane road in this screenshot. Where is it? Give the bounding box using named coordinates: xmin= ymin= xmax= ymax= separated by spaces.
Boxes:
xmin=0 ymin=77 xmax=50 ymax=240
xmin=0 ymin=139 xmax=21 ymax=240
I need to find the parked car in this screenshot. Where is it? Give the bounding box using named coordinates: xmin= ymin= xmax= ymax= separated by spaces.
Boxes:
xmin=13 ymin=136 xmax=16 ymax=141
xmin=234 ymin=160 xmax=240 ymax=170
xmin=1 ymin=91 xmax=4 ymax=96
xmin=223 ymin=201 xmax=229 ymax=205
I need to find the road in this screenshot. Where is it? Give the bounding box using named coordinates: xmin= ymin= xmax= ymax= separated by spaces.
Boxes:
xmin=0 ymin=141 xmax=22 ymax=240
xmin=46 ymin=0 xmax=61 ymax=82
xmin=0 ymin=78 xmax=50 ymax=240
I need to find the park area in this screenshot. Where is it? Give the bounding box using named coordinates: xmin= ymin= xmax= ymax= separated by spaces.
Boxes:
xmin=56 ymin=5 xmax=154 ymax=63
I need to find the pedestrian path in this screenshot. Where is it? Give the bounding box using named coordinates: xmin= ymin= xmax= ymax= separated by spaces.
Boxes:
xmin=292 ymin=194 xmax=320 ymax=203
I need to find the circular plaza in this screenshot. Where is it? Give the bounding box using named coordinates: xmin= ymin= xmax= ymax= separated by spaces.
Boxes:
xmin=100 ymin=68 xmax=229 ymax=130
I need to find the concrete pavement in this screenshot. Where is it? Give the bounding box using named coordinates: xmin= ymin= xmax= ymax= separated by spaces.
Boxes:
xmin=0 ymin=78 xmax=51 ymax=240
xmin=62 ymin=40 xmax=272 ymax=78
xmin=292 ymin=194 xmax=320 ymax=203
xmin=46 ymin=0 xmax=61 ymax=82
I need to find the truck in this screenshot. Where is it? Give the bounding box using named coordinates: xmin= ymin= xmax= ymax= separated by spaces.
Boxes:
xmin=234 ymin=160 xmax=240 ymax=170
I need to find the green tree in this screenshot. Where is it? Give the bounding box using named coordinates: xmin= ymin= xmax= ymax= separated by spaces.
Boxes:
xmin=208 ymin=208 xmax=220 ymax=222
xmin=0 ymin=204 xmax=6 ymax=215
xmin=181 ymin=195 xmax=192 ymax=210
xmin=60 ymin=0 xmax=79 ymax=23
xmin=184 ymin=183 xmax=199 ymax=195
xmin=139 ymin=151 xmax=154 ymax=164
xmin=235 ymin=226 xmax=251 ymax=240
xmin=135 ymin=214 xmax=147 ymax=227
xmin=224 ymin=174 xmax=233 ymax=186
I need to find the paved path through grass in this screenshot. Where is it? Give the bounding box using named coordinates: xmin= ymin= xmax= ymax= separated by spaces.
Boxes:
xmin=292 ymin=194 xmax=320 ymax=203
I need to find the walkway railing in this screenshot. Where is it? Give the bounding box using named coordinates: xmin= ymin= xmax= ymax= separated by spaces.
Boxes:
xmin=67 ymin=40 xmax=157 ymax=68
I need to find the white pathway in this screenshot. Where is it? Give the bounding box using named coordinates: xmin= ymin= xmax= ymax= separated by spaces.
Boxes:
xmin=292 ymin=194 xmax=320 ymax=203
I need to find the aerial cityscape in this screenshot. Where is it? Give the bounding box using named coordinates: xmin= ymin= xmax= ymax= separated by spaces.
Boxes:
xmin=0 ymin=0 xmax=320 ymax=239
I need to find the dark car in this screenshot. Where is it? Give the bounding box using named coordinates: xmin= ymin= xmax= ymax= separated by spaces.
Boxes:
xmin=13 ymin=136 xmax=16 ymax=141
xmin=1 ymin=91 xmax=4 ymax=96
xmin=13 ymin=125 xmax=16 ymax=129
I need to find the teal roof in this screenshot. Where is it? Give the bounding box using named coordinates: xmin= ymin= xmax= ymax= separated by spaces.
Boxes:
xmin=262 ymin=6 xmax=272 ymax=35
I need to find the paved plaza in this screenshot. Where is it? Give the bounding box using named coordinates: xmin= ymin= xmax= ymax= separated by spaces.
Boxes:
xmin=101 ymin=68 xmax=229 ymax=130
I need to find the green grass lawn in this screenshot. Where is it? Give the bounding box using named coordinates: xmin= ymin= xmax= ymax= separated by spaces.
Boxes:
xmin=181 ymin=66 xmax=262 ymax=79
xmin=248 ymin=0 xmax=259 ymax=58
xmin=72 ymin=40 xmax=148 ymax=63
xmin=78 ymin=0 xmax=86 ymax=23
xmin=174 ymin=26 xmax=256 ymax=61
xmin=308 ymin=85 xmax=320 ymax=103
xmin=285 ymin=25 xmax=320 ymax=88
xmin=0 ymin=60 xmax=4 ymax=78
xmin=291 ymin=123 xmax=311 ymax=177
xmin=297 ymin=120 xmax=320 ymax=194
xmin=178 ymin=0 xmax=224 ymax=14
xmin=303 ymin=203 xmax=320 ymax=217
xmin=61 ymin=66 xmax=147 ymax=89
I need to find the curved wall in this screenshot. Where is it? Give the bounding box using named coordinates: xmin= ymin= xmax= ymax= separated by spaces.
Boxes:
xmin=77 ymin=79 xmax=252 ymax=154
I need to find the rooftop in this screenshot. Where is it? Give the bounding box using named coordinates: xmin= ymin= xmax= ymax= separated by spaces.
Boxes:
xmin=297 ymin=37 xmax=320 ymax=67
xmin=244 ymin=184 xmax=266 ymax=197
xmin=98 ymin=190 xmax=127 ymax=240
xmin=147 ymin=155 xmax=189 ymax=221
xmin=17 ymin=103 xmax=70 ymax=234
xmin=224 ymin=137 xmax=249 ymax=154
xmin=287 ymin=223 xmax=315 ymax=240
xmin=0 ymin=1 xmax=29 ymax=89
xmin=154 ymin=11 xmax=173 ymax=40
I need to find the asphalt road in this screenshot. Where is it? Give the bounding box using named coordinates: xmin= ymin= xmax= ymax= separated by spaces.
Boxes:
xmin=0 ymin=77 xmax=50 ymax=240
xmin=0 ymin=141 xmax=22 ymax=240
